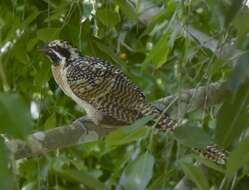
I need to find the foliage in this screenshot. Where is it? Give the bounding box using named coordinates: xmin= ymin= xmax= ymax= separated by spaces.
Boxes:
xmin=0 ymin=0 xmax=249 ymax=189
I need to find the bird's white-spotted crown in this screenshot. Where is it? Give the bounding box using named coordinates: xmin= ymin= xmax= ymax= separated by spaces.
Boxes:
xmin=47 ymin=40 xmax=72 ymax=49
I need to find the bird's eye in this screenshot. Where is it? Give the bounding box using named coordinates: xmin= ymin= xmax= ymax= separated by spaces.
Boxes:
xmin=53 ymin=45 xmax=71 ymax=59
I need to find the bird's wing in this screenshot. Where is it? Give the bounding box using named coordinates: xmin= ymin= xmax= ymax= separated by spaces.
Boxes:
xmin=66 ymin=56 xmax=146 ymax=125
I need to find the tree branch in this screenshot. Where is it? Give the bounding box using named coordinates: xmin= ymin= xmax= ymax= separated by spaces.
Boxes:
xmin=6 ymin=121 xmax=115 ymax=160
xmin=5 ymin=81 xmax=227 ymax=160
xmin=154 ymin=81 xmax=227 ymax=117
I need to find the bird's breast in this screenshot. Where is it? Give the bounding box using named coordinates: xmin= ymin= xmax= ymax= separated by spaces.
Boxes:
xmin=51 ymin=65 xmax=103 ymax=125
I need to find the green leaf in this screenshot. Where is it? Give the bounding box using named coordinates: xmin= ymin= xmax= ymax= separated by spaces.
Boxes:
xmin=144 ymin=32 xmax=170 ymax=68
xmin=139 ymin=1 xmax=177 ymax=38
xmin=215 ymin=82 xmax=249 ymax=147
xmin=12 ymin=38 xmax=30 ymax=64
xmin=225 ymin=0 xmax=244 ymax=26
xmin=232 ymin=7 xmax=249 ymax=43
xmin=33 ymin=63 xmax=51 ymax=89
xmin=0 ymin=138 xmax=14 ymax=190
xmin=37 ymin=28 xmax=60 ymax=41
xmin=44 ymin=4 xmax=66 ymax=22
xmin=21 ymin=182 xmax=36 ymax=190
xmin=93 ymin=39 xmax=126 ymax=66
xmin=147 ymin=175 xmax=164 ymax=190
xmin=27 ymin=38 xmax=39 ymax=51
xmin=23 ymin=8 xmax=40 ymax=26
xmin=58 ymin=169 xmax=105 ymax=190
xmin=0 ymin=93 xmax=32 ymax=139
xmin=105 ymin=116 xmax=153 ymax=147
xmin=180 ymin=161 xmax=210 ymax=190
xmin=226 ymin=137 xmax=249 ymax=177
xmin=44 ymin=113 xmax=56 ymax=129
xmin=116 ymin=0 xmax=137 ymax=21
xmin=193 ymin=156 xmax=225 ymax=173
xmin=216 ymin=53 xmax=249 ymax=148
xmin=174 ymin=126 xmax=212 ymax=148
xmin=187 ymin=26 xmax=218 ymax=53
xmin=96 ymin=7 xmax=120 ymax=27
xmin=122 ymin=152 xmax=154 ymax=190
xmin=228 ymin=53 xmax=249 ymax=90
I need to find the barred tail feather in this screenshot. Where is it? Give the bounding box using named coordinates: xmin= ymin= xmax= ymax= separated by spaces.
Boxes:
xmin=156 ymin=114 xmax=178 ymax=131
xmin=192 ymin=144 xmax=227 ymax=165
xmin=148 ymin=106 xmax=228 ymax=164
xmin=141 ymin=104 xmax=228 ymax=164
xmin=158 ymin=116 xmax=227 ymax=164
xmin=140 ymin=104 xmax=179 ymax=131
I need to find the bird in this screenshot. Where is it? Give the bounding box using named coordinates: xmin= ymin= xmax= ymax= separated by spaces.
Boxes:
xmin=40 ymin=39 xmax=227 ymax=164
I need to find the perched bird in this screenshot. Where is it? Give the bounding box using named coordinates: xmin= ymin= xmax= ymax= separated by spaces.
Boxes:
xmin=40 ymin=40 xmax=227 ymax=164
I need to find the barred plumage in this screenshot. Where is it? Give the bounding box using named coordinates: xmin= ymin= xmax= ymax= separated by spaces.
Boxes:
xmin=41 ymin=40 xmax=227 ymax=164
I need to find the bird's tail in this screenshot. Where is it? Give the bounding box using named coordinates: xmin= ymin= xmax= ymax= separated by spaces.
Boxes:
xmin=142 ymin=104 xmax=228 ymax=164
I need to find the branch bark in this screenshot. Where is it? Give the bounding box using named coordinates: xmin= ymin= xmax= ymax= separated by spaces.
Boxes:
xmin=5 ymin=81 xmax=227 ymax=160
xmin=6 ymin=121 xmax=115 ymax=160
xmin=154 ymin=81 xmax=227 ymax=117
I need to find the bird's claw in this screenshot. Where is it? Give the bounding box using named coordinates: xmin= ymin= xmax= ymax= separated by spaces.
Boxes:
xmin=72 ymin=116 xmax=91 ymax=134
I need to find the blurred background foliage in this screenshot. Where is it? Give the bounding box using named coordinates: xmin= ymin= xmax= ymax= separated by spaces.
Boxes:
xmin=0 ymin=0 xmax=249 ymax=189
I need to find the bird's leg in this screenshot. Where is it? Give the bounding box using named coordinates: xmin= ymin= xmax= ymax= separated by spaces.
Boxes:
xmin=72 ymin=116 xmax=115 ymax=138
xmin=72 ymin=116 xmax=94 ymax=134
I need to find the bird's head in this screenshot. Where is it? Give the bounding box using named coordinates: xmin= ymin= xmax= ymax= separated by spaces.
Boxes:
xmin=40 ymin=40 xmax=80 ymax=66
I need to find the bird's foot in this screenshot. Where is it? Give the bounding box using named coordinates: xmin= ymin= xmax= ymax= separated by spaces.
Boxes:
xmin=72 ymin=116 xmax=93 ymax=134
